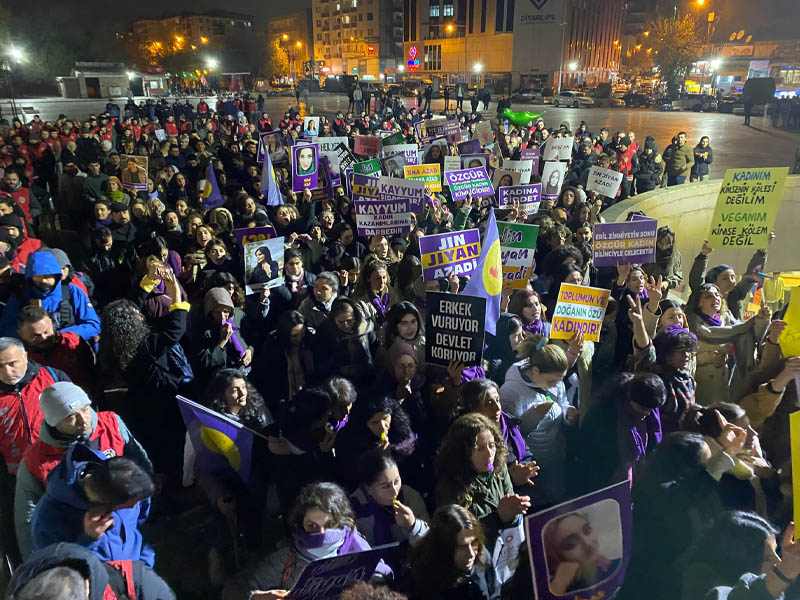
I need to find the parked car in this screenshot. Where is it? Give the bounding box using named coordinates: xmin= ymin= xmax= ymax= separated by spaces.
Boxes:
xmin=552 ymin=90 xmax=595 ymax=108
xmin=621 ymin=92 xmax=653 ymax=107
xmin=609 ymin=94 xmax=626 ymax=107
xmin=670 ymin=94 xmax=718 ymax=112
xmin=511 ymin=88 xmax=543 ymax=103
xmin=732 ymin=104 xmax=766 ymax=116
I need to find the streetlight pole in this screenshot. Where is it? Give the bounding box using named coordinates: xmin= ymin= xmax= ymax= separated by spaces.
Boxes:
xmin=556 ymin=0 xmax=568 ymax=94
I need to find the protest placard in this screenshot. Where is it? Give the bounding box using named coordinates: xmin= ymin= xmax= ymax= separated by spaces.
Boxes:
xmin=289 ymin=547 xmax=388 ymax=600
xmin=353 ymin=158 xmax=382 ymax=176
xmin=457 ymin=139 xmax=482 ymax=155
xmin=334 ymin=142 xmax=356 ymax=174
xmin=444 ymin=167 xmax=494 ymax=202
xmin=354 ymin=135 xmax=381 ymax=157
xmin=525 ymin=481 xmax=632 ymax=600
xmin=541 ymin=161 xmax=567 ymax=195
xmin=593 ymin=220 xmax=658 ymax=267
xmin=425 ymin=291 xmax=486 ymax=367
xmin=381 ymin=131 xmax=406 ymax=147
xmin=243 ymin=236 xmax=285 ymax=294
xmin=461 ymin=154 xmax=488 ymax=170
xmin=549 ymin=282 xmax=611 ymax=343
xmin=498 ymin=184 xmax=542 ymax=212
xmin=353 ymin=174 xmax=413 ymax=237
xmin=291 ymin=144 xmax=320 ymax=193
xmin=502 ymin=159 xmax=534 ymax=185
xmin=542 ymin=136 xmax=574 ymax=161
xmin=444 ymin=156 xmax=462 ymax=173
xmin=492 ymin=169 xmax=521 ymax=190
xmin=497 ymin=222 xmax=539 ymax=289
xmin=419 ymin=229 xmax=481 ymax=281
xmin=587 ymin=166 xmax=625 ymax=198
xmin=381 ymin=154 xmax=407 ymax=178
xmin=707 ymin=167 xmax=789 ymax=248
xmin=404 ymin=163 xmax=442 ymax=193
xmin=520 ymin=147 xmax=540 ymax=174
xmin=416 ymin=119 xmax=461 ymax=143
xmin=791 ymin=409 xmax=800 ymax=528
xmin=120 ymin=155 xmax=148 ymax=192
xmin=234 ymin=226 xmax=278 ymax=252
xmin=475 ymin=121 xmax=493 ymax=146
xmin=154 ymin=129 xmax=166 ymax=142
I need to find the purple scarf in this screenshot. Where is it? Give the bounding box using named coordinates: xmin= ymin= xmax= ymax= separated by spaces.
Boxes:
xmin=500 ymin=412 xmax=527 ymax=463
xmin=370 ymin=291 xmax=390 ymax=316
xmin=223 ymin=318 xmax=246 ymax=357
xmin=524 ymin=318 xmax=545 ymax=335
xmin=353 ymin=488 xmax=410 ymax=547
xmin=292 ymin=527 xmax=365 ymax=561
xmin=329 ymin=413 xmax=349 ymax=433
xmin=699 ymin=311 xmax=723 ymax=327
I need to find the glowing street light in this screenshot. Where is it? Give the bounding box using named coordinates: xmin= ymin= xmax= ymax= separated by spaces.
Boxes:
xmin=8 ymin=47 xmax=25 ymax=63
xmin=446 ymin=23 xmax=454 ymax=33
xmin=200 ymin=36 xmax=208 ymax=44
xmin=207 ymin=57 xmax=218 ymax=69
xmin=568 ymin=61 xmax=578 ymax=71
xmin=473 ymin=62 xmax=482 ymax=73
xmin=709 ymin=58 xmax=722 ymax=69
xmin=296 ymin=41 xmax=302 ymax=48
xmin=398 ymin=64 xmax=405 ymax=73
xmin=175 ymin=35 xmax=183 ymax=43
xmin=282 ymin=34 xmax=289 ymax=41
xmin=127 ymin=71 xmax=135 ymax=80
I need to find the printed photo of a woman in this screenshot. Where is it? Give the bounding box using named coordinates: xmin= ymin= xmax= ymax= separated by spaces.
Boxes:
xmin=295 ymin=146 xmax=317 ymax=177
xmin=249 ymin=245 xmax=280 ymax=286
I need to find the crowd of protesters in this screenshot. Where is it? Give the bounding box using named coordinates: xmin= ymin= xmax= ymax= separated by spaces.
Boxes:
xmin=0 ymin=89 xmax=796 ymax=600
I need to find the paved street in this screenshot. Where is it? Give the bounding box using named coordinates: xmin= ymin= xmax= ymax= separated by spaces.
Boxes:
xmin=2 ymin=93 xmax=798 ymax=174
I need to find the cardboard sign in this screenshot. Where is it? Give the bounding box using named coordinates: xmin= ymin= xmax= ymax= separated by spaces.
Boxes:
xmin=779 ymin=287 xmax=800 ymax=358
xmin=353 ymin=158 xmax=382 ymax=176
xmin=541 ymin=161 xmax=567 ymax=196
xmin=587 ymin=166 xmax=625 ymax=198
xmin=474 ymin=121 xmax=493 ymax=146
xmin=352 ymin=174 xmax=414 ymax=237
xmin=593 ymin=220 xmax=658 ymax=267
xmin=334 ymin=142 xmax=356 ymax=174
xmin=550 ymin=282 xmax=611 ymax=343
xmin=381 ymin=131 xmax=406 ymax=147
xmin=791 ymin=409 xmax=800 ymax=529
xmin=498 ymin=184 xmax=542 ymax=212
xmin=503 ymin=159 xmax=534 ymax=185
xmin=154 ymin=129 xmax=166 ymax=142
xmin=498 ymin=222 xmax=539 ymax=289
xmin=525 ymin=481 xmax=632 ymax=600
xmin=120 ymin=155 xmax=148 ymax=192
xmin=234 ymin=226 xmax=277 ymax=251
xmin=461 ymin=154 xmax=489 ymax=170
xmin=542 ymin=136 xmax=574 ymax=161
xmin=291 ymin=144 xmax=320 ymax=193
xmin=289 ymin=547 xmax=388 ymax=600
xmin=416 ymin=118 xmax=461 ymax=143
xmin=419 ymin=229 xmax=481 ymax=281
xmin=521 ymin=147 xmax=540 ymax=162
xmin=444 ymin=167 xmax=494 ymax=202
xmin=243 ymin=236 xmax=285 ymax=295
xmin=380 ymin=154 xmax=407 ymax=179
xmin=444 ymin=155 xmax=462 ymax=173
xmin=425 ymin=291 xmax=486 ymax=367
xmin=458 ymin=139 xmax=482 ymax=155
xmin=404 ymin=163 xmax=442 ymax=193
xmin=707 ymin=167 xmax=789 ymax=248
xmin=492 ymin=169 xmax=521 ymax=190
xmin=311 ymin=136 xmax=349 ymax=171
xmin=354 ymin=135 xmax=381 ymax=157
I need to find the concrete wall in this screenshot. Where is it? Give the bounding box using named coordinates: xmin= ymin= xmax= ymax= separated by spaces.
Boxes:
xmin=601 ymin=175 xmax=800 ymax=295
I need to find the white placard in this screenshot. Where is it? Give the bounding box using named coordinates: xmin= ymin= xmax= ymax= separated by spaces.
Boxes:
xmin=586 ymin=166 xmax=624 ymax=198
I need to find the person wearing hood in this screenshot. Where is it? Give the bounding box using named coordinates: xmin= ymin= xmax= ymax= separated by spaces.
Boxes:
xmin=0 ymin=213 xmax=43 ymax=273
xmin=14 ymin=382 xmax=151 ymax=559
xmin=0 ymin=167 xmax=46 ymax=227
xmin=634 ymin=139 xmax=663 ymax=194
xmin=48 ymin=247 xmax=92 ymax=298
xmin=7 ymin=542 xmax=175 ymax=600
xmin=0 ymin=251 xmax=100 ymax=340
xmin=191 ymin=287 xmax=254 ymax=382
xmin=643 ymin=225 xmax=683 ymax=296
xmin=31 ymin=444 xmax=156 ymax=566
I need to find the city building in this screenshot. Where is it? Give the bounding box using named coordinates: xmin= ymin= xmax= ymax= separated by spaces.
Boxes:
xmin=131 ymin=10 xmax=255 ymax=51
xmin=703 ymin=39 xmax=800 ymax=96
xmin=311 ymin=0 xmax=404 ymax=80
xmin=267 ymin=10 xmax=315 ymax=80
xmin=403 ymin=0 xmax=624 ymax=92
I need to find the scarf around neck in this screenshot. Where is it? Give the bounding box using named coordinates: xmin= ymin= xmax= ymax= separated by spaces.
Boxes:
xmin=292 ymin=527 xmax=361 ymax=561
xmin=500 ymin=412 xmax=527 ymax=463
xmin=698 ymin=311 xmax=723 ymax=327
xmin=524 ymin=318 xmax=545 ymax=335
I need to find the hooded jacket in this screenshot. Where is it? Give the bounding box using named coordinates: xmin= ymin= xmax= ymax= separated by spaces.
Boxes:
xmin=31 ymin=444 xmax=155 ymax=566
xmin=8 ymin=542 xmax=174 ymax=600
xmin=0 ymin=359 xmax=69 ymax=475
xmin=191 ymin=287 xmax=252 ymax=377
xmin=15 ymin=409 xmax=151 ymax=559
xmin=0 ymin=251 xmax=101 ymax=339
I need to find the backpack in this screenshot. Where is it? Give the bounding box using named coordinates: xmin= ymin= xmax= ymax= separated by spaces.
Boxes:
xmin=155 ymin=342 xmax=194 ymax=392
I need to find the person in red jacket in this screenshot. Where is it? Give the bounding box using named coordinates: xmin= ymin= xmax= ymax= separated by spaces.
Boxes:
xmin=0 ymin=214 xmax=43 ymax=274
xmin=615 ymin=136 xmax=639 ymax=201
xmin=17 ymin=306 xmax=94 ymax=389
xmin=14 ymin=381 xmax=152 ymax=559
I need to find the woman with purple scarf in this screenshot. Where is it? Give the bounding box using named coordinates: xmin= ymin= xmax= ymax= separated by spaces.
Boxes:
xmin=508 ymin=289 xmax=551 ymax=338
xmin=686 ymin=283 xmax=771 ymax=406
xmin=612 ymin=263 xmax=650 ymax=368
xmin=222 ymin=482 xmax=390 ymax=599
xmin=350 ymin=450 xmax=430 ymax=548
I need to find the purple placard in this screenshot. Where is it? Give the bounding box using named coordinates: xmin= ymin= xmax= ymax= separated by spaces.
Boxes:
xmin=353 ymin=174 xmax=412 ymax=237
xmin=289 ymin=547 xmax=387 ymax=600
xmin=521 ymin=147 xmax=540 ymax=161
xmin=416 ymin=119 xmax=461 ymax=143
xmin=419 ymin=228 xmax=481 ymax=281
xmin=525 ymin=481 xmax=632 ymax=600
xmin=498 ymin=183 xmax=542 ymax=210
xmin=593 ymin=220 xmax=659 ymax=267
xmin=291 ymin=143 xmax=320 ymax=193
xmin=630 ymin=214 xmax=656 ymax=222
xmin=444 ymin=167 xmax=494 ymax=202
xmin=234 ymin=226 xmax=278 ymax=252
xmin=457 ymin=139 xmax=482 ymax=155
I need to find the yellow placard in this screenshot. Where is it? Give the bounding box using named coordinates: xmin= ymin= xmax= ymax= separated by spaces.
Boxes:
xmin=549 ymin=283 xmax=611 ymax=343
xmin=791 ymin=410 xmax=800 ymax=528
xmin=404 ymin=164 xmax=442 ymax=192
xmin=707 ymin=167 xmax=788 ymax=248
xmin=779 ymin=287 xmax=800 ymax=357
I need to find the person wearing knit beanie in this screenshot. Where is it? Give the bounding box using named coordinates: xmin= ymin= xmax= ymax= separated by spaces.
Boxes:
xmin=38 ymin=382 xmax=91 ymax=430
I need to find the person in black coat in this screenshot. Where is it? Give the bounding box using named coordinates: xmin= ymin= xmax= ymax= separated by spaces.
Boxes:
xmin=634 ymin=139 xmax=663 ymax=194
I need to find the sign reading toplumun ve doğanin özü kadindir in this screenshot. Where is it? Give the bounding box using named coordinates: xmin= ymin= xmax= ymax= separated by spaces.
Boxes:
xmin=549 ymin=282 xmax=611 ymax=343
xmin=425 ymin=291 xmax=486 ymax=367
xmin=352 ymin=174 xmax=413 ymax=237
xmin=419 ymin=229 xmax=482 ymax=281
xmin=444 ymin=167 xmax=495 ymax=201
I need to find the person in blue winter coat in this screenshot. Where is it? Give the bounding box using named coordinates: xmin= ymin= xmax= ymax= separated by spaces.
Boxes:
xmin=0 ymin=251 xmax=100 ymax=340
xmin=31 ymin=444 xmax=156 ymax=567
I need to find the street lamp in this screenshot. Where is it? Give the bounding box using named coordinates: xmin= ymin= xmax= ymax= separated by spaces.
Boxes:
xmin=568 ymin=61 xmax=578 ymax=71
xmin=2 ymin=47 xmax=25 ymax=122
xmin=282 ymin=34 xmax=289 ymax=41
xmin=207 ymin=58 xmax=218 ymax=70
xmin=473 ymin=63 xmax=482 ymax=73
xmin=398 ymin=64 xmax=405 ymax=73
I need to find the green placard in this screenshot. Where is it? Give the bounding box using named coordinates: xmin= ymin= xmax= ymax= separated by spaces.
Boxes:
xmin=497 ymin=222 xmax=539 ymax=289
xmin=381 ymin=131 xmax=406 ymax=147
xmin=708 ymin=167 xmax=788 ymax=248
xmin=353 ymin=159 xmax=382 ymax=176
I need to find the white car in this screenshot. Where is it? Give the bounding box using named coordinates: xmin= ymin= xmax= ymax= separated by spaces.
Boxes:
xmin=552 ymin=90 xmax=595 ymax=108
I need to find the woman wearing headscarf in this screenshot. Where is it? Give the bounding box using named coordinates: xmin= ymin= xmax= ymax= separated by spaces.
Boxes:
xmin=643 ymin=225 xmax=682 ymax=297
xmin=313 ymin=296 xmax=378 ymax=386
xmin=484 ymin=314 xmax=528 ymax=385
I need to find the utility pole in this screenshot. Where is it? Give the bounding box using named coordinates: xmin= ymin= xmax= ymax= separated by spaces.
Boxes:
xmin=557 ymin=0 xmax=568 ymax=94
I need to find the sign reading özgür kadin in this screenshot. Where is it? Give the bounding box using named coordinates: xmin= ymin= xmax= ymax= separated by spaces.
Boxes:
xmin=444 ymin=167 xmax=494 ymax=201
xmin=592 ymin=220 xmax=658 ymax=267
xmin=419 ymin=229 xmax=481 ymax=281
